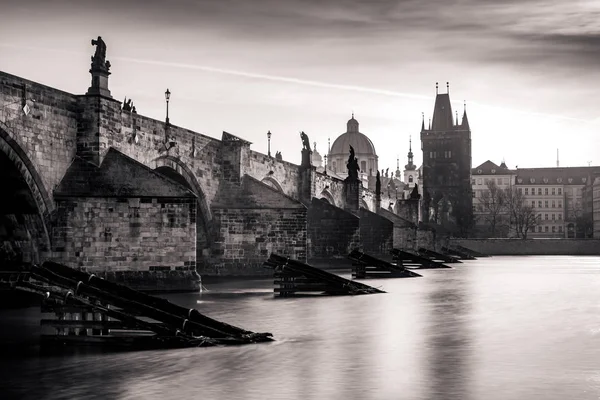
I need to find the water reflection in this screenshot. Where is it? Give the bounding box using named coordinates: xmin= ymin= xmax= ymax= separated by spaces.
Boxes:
xmin=422 ymin=271 xmax=473 ymax=400
xmin=2 ymin=257 xmax=600 ymax=399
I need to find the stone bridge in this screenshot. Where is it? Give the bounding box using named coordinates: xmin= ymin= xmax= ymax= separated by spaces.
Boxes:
xmin=0 ymin=41 xmax=430 ymax=290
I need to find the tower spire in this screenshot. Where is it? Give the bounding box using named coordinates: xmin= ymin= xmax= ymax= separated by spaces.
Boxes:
xmin=421 ymin=112 xmax=425 ymax=131
xmin=461 ymin=100 xmax=470 ymax=130
xmin=447 ymin=81 xmax=449 ymax=93
xmin=436 ymin=82 xmax=438 ymax=95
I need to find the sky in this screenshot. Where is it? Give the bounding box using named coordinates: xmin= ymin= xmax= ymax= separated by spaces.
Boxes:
xmin=1 ymin=0 xmax=599 ymax=171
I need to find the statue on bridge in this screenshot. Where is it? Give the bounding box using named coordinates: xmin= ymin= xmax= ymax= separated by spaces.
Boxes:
xmin=300 ymin=131 xmax=311 ymax=153
xmin=91 ymin=36 xmax=110 ymax=72
xmin=300 ymin=131 xmax=312 ymax=168
xmin=346 ymin=145 xmax=360 ymax=181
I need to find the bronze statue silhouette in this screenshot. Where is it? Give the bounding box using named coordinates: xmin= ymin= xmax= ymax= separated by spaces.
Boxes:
xmin=91 ymin=36 xmax=110 ymax=71
xmin=300 ymin=131 xmax=311 ymax=152
xmin=346 ymin=145 xmax=360 ymax=180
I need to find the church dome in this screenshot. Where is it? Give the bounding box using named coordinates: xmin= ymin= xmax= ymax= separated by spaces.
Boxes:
xmin=330 ymin=116 xmax=377 ymax=157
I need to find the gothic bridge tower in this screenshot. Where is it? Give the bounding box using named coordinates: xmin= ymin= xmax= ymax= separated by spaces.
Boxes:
xmin=420 ymin=82 xmax=472 ymax=233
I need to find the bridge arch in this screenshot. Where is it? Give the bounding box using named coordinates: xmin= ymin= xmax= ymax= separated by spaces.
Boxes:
xmin=360 ymin=199 xmax=370 ymax=211
xmin=0 ymin=123 xmax=52 ymax=266
xmin=261 ymin=176 xmax=284 ymax=192
xmin=318 ymin=189 xmax=336 ymax=207
xmin=152 ymin=156 xmax=213 ymax=254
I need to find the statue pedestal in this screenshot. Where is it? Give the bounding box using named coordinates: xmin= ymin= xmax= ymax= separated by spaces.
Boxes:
xmin=301 ymin=149 xmax=312 ymax=169
xmin=344 ymin=178 xmax=360 ymax=214
xmin=87 ymin=69 xmax=112 ymax=98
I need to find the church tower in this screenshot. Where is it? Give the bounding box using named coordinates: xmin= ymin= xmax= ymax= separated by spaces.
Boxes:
xmin=403 ymin=135 xmax=417 ymax=189
xmin=420 ymin=82 xmax=472 ymax=232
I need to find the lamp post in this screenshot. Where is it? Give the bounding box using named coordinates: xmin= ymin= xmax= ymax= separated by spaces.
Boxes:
xmin=267 ymin=130 xmax=272 ymax=157
xmin=165 ymin=88 xmax=171 ymax=125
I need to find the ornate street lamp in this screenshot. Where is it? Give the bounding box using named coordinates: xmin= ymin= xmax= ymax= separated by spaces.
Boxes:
xmin=165 ymin=88 xmax=171 ymax=125
xmin=267 ymin=130 xmax=272 ymax=157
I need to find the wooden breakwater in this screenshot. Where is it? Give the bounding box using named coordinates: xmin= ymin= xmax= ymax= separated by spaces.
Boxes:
xmin=1 ymin=261 xmax=273 ymax=349
xmin=264 ymin=254 xmax=386 ymax=296
xmin=348 ymin=249 xmax=422 ymax=279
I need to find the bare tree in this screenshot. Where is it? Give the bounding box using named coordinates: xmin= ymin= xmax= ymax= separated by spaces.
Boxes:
xmin=504 ymin=186 xmax=538 ymax=239
xmin=478 ymin=180 xmax=506 ymax=237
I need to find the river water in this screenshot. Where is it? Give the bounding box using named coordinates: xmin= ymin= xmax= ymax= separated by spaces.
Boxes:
xmin=2 ymin=256 xmax=600 ymax=400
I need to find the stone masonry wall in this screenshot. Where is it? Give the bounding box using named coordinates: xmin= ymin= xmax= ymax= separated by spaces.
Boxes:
xmin=205 ymin=208 xmax=307 ymax=276
xmin=247 ymin=150 xmax=301 ymax=198
xmin=378 ymin=208 xmax=417 ymax=250
xmin=0 ymin=72 xmax=79 ymax=211
xmin=359 ymin=208 xmax=394 ymax=259
xmin=51 ymin=197 xmax=199 ymax=291
xmin=307 ymin=198 xmax=360 ymax=264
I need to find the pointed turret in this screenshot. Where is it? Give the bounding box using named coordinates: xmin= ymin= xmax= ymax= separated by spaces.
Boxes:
xmin=421 ymin=112 xmax=425 ymax=131
xmin=461 ymin=101 xmax=470 ymax=130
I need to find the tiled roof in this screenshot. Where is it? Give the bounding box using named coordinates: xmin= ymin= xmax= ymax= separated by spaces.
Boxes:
xmin=430 ymin=94 xmax=454 ymax=131
xmin=472 ymin=160 xmax=515 ymax=175
xmin=514 ymin=166 xmax=600 ymax=186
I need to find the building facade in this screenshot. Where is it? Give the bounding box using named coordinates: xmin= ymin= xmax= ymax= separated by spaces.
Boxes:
xmin=513 ymin=167 xmax=600 ymax=238
xmin=471 ymin=160 xmax=515 ymax=237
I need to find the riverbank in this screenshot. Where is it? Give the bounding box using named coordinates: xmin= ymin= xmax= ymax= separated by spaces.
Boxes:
xmin=452 ymin=238 xmax=600 ymax=255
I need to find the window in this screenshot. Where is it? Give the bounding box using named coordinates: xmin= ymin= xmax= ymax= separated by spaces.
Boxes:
xmin=525 ymin=188 xmax=529 ymax=195
xmin=545 ymin=200 xmax=548 ymax=208
xmin=552 ymin=188 xmax=556 ymax=195
xmin=497 ymin=178 xmax=502 ymax=184
xmin=531 ymin=200 xmax=535 ymax=207
xmin=558 ymin=201 xmax=562 ymax=208
xmin=471 ymin=179 xmax=476 ymax=185
xmin=552 ymin=200 xmax=555 ymax=208
xmin=558 ymin=213 xmax=562 ymax=220
xmin=545 ymin=214 xmax=548 ymax=220
xmin=518 ymin=187 xmax=522 ymax=194
xmin=448 ymin=151 xmax=452 ymax=158
xmin=538 ymin=188 xmax=542 ymax=195
xmin=361 ymin=161 xmax=367 ymax=172
xmin=472 ymin=191 xmax=476 ymax=198
xmin=552 ymin=214 xmax=555 ymax=220
xmin=559 ymin=226 xmax=563 ymax=233
xmin=477 ymin=178 xmax=482 ymax=185
xmin=545 ymin=226 xmax=549 ymax=232
xmin=409 ymin=175 xmax=413 ymax=183
xmin=538 ymin=201 xmax=542 ymax=208
xmin=537 ymin=213 xmax=541 ymax=220
xmin=332 ymin=161 xmax=336 ymax=172
xmin=558 ymin=188 xmax=562 ymax=195
xmin=545 ymin=188 xmax=548 ymax=195
xmin=538 ymin=226 xmax=542 ymax=232
xmin=485 ymin=178 xmax=490 ymax=184
xmin=472 ymin=206 xmax=477 ymax=212
xmin=552 ymin=226 xmax=556 ymax=233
